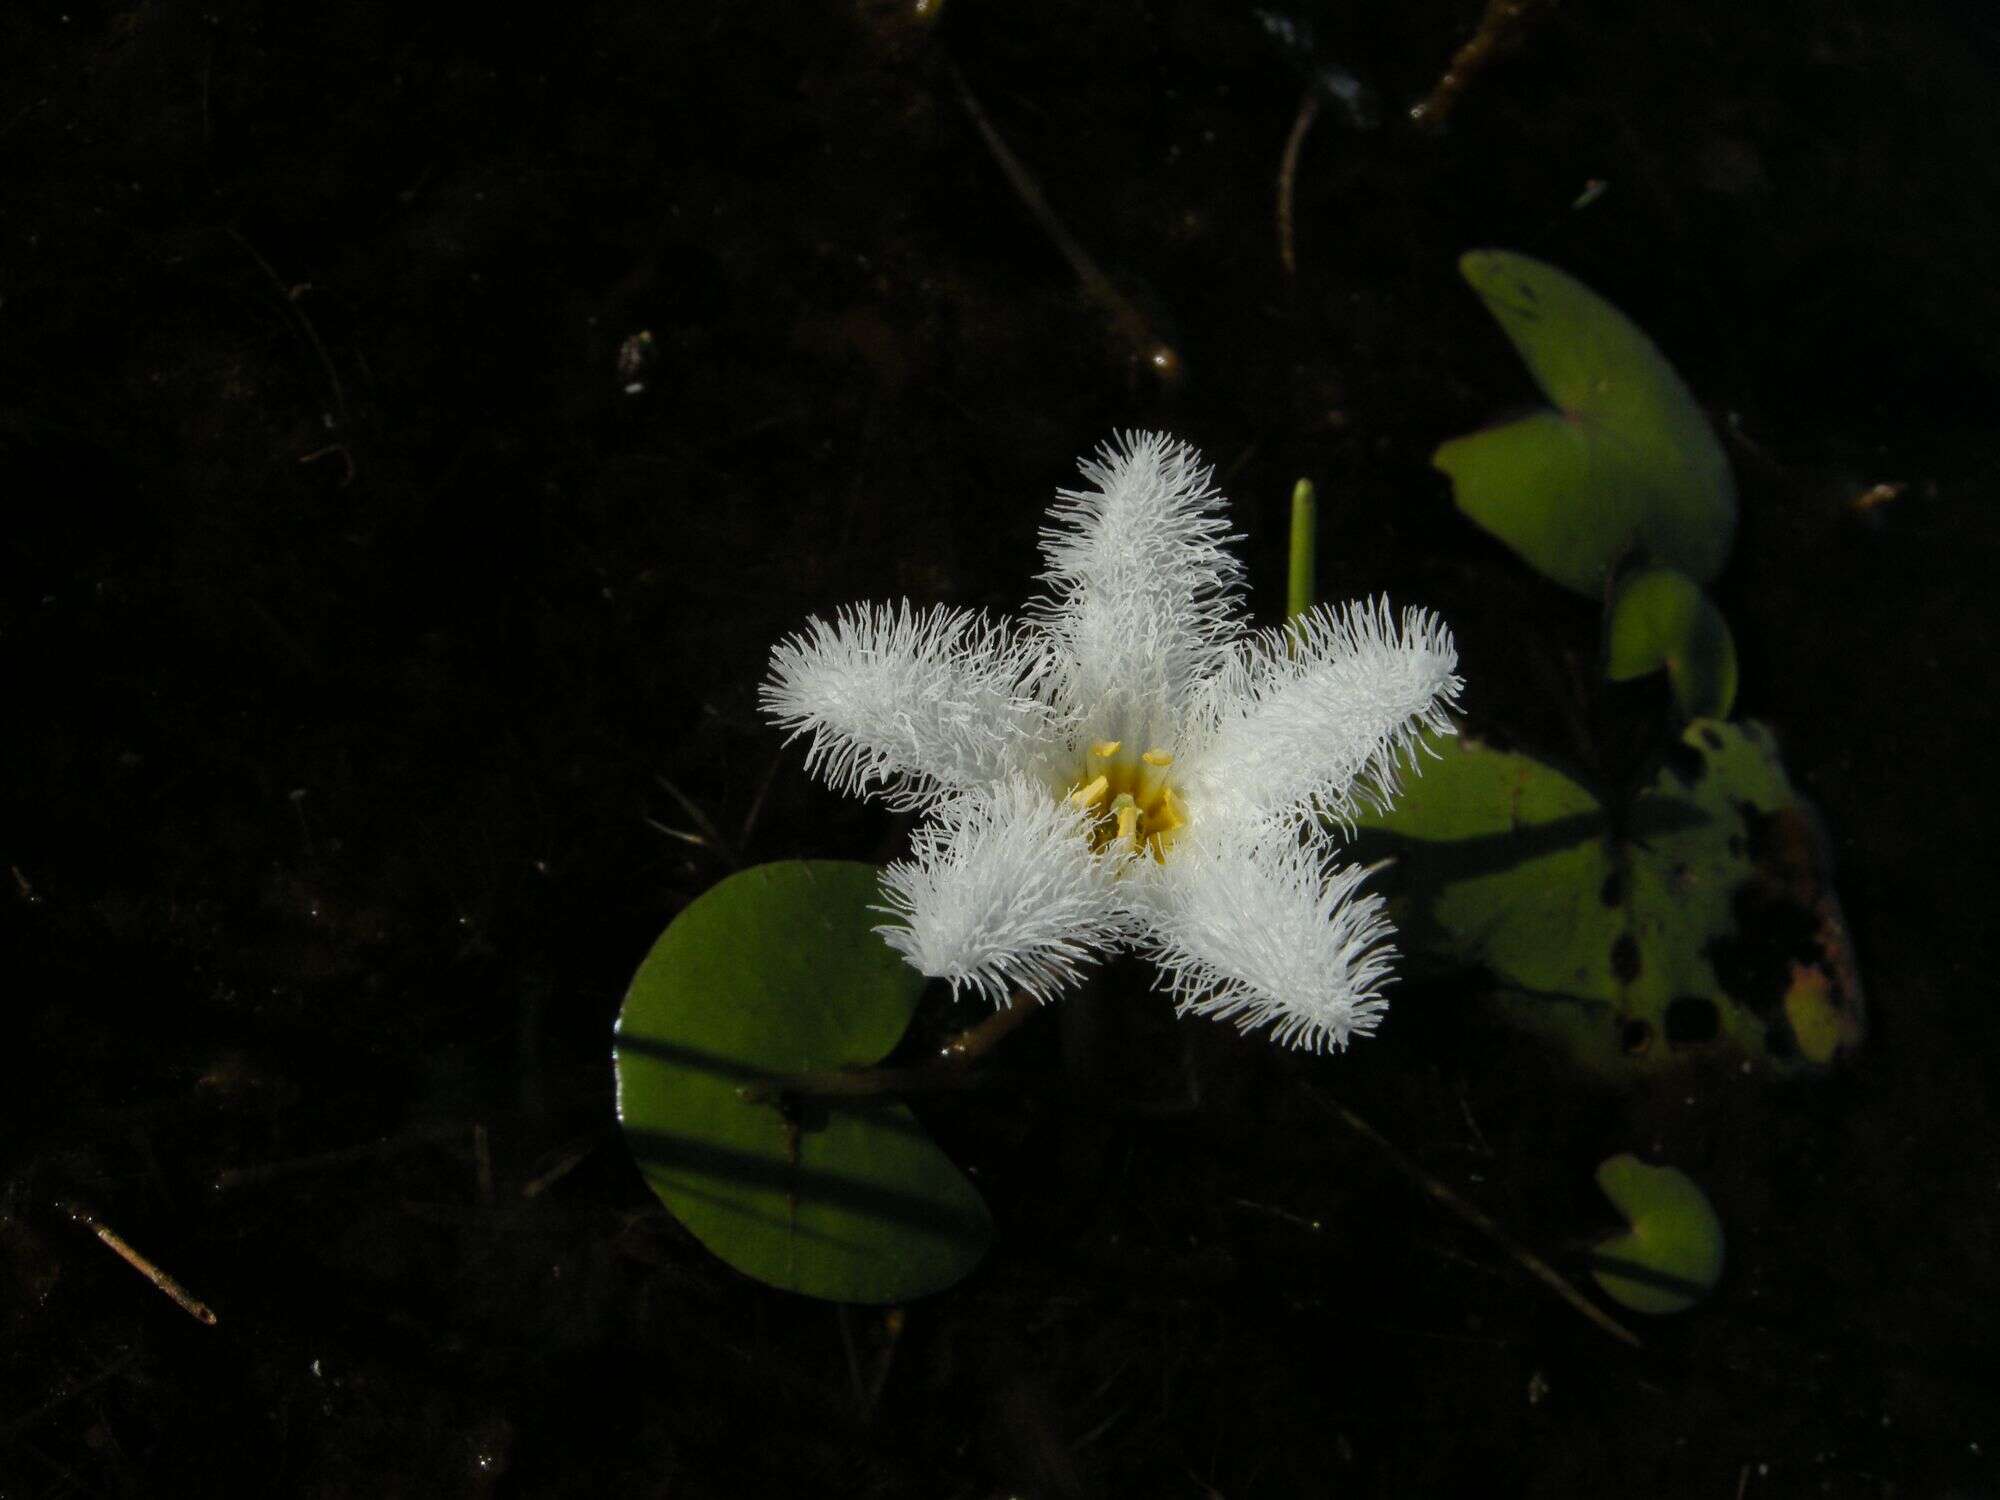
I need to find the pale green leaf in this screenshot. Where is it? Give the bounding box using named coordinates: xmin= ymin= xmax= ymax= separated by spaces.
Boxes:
xmin=1588 ymin=1155 xmax=1725 ymax=1316
xmin=1434 ymin=250 xmax=1736 ymax=597
xmin=1604 ymin=565 xmax=1738 ymax=719
xmin=1355 ymin=722 xmax=1864 ymax=1074
xmin=615 ymin=860 xmax=991 ymax=1303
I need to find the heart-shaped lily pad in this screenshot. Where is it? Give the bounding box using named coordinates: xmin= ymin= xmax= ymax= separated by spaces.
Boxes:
xmin=1353 ymin=720 xmax=1864 ymax=1074
xmin=1604 ymin=565 xmax=1738 ymax=720
xmin=615 ymin=860 xmax=991 ymax=1303
xmin=1434 ymin=250 xmax=1736 ymax=598
xmin=1587 ymin=1155 xmax=1725 ymax=1316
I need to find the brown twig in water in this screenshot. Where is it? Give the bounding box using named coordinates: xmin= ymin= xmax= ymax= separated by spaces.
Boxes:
xmin=472 ymin=1123 xmax=496 ymax=1205
xmin=64 ymin=1202 xmax=217 ymax=1326
xmin=0 ymin=1351 xmax=140 ymax=1443
xmin=735 ymin=747 xmax=785 ymax=853
xmin=837 ymin=1304 xmax=906 ymax=1422
xmin=947 ymin=60 xmax=1182 ymax=385
xmin=521 ymin=1136 xmax=600 ymax=1200
xmin=1276 ymin=87 xmax=1323 ymax=278
xmin=214 ymin=1122 xmax=464 ymax=1191
xmin=864 ymin=1306 xmax=904 ymax=1416
xmin=1306 ymin=1092 xmax=1643 ymax=1349
xmin=1850 ymin=480 xmax=1905 ymax=515
xmin=224 ymin=227 xmax=352 ymax=432
xmin=1409 ymin=0 xmax=1557 ymax=133
xmin=297 ymin=443 xmax=356 ymax=486
xmin=649 ymin=774 xmax=746 ymax=867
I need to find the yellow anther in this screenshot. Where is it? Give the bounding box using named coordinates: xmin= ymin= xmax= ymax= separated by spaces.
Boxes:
xmin=1069 ymin=774 xmax=1110 ymax=809
xmin=1066 ymin=741 xmax=1186 ymax=861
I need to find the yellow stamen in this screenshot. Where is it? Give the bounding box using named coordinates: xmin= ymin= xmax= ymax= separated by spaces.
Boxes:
xmin=1114 ymin=800 xmax=1141 ymax=848
xmin=1068 ymin=742 xmax=1185 ymax=862
xmin=1068 ymin=774 xmax=1110 ymax=809
xmin=1134 ymin=746 xmax=1175 ymax=813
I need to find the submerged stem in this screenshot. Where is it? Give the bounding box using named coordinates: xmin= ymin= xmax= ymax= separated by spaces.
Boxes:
xmin=1307 ymin=1091 xmax=1644 ymax=1349
xmin=736 ymin=992 xmax=1043 ymax=1103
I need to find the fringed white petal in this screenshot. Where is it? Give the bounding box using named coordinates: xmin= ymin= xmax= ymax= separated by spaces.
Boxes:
xmin=1028 ymin=431 xmax=1245 ymax=734
xmin=874 ymin=776 xmax=1134 ymax=1006
xmin=761 ymin=602 xmax=1061 ymax=810
xmin=1185 ymin=598 xmax=1463 ymax=833
xmin=1141 ymin=830 xmax=1395 ymax=1053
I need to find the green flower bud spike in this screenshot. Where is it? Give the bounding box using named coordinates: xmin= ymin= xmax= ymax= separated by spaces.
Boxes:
xmin=1287 ymin=476 xmax=1316 ymax=629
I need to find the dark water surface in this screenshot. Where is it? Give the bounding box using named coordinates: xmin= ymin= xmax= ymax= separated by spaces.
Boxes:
xmin=5 ymin=1 xmax=1997 ymax=1495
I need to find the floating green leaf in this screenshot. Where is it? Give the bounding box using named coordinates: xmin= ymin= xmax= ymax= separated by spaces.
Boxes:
xmin=1587 ymin=1155 xmax=1724 ymax=1315
xmin=1605 ymin=565 xmax=1738 ymax=719
xmin=1433 ymin=250 xmax=1736 ymax=598
xmin=615 ymin=860 xmax=991 ymax=1303
xmin=1349 ymin=727 xmax=1611 ymax=1001
xmin=1354 ymin=721 xmax=1864 ymax=1074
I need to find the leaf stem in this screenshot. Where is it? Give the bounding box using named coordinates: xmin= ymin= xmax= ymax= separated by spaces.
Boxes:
xmin=736 ymin=994 xmax=1043 ymax=1103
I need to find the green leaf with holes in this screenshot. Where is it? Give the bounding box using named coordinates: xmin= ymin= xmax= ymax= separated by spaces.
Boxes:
xmin=614 ymin=860 xmax=991 ymax=1303
xmin=1587 ymin=1156 xmax=1725 ymax=1315
xmin=1354 ymin=721 xmax=1863 ymax=1074
xmin=1605 ymin=566 xmax=1738 ymax=719
xmin=1433 ymin=250 xmax=1736 ymax=598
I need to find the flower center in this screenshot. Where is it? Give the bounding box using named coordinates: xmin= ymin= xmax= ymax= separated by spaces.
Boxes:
xmin=1065 ymin=738 xmax=1186 ymax=862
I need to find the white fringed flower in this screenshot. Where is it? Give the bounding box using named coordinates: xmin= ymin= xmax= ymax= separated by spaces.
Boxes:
xmin=761 ymin=431 xmax=1463 ymax=1052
